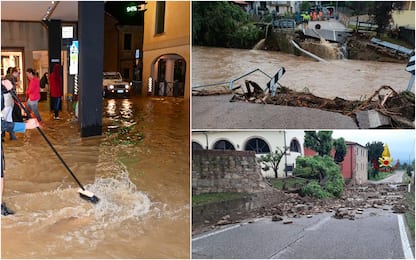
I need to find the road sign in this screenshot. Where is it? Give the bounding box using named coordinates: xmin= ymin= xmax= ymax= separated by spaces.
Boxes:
xmin=405 ymin=55 xmax=415 ymax=75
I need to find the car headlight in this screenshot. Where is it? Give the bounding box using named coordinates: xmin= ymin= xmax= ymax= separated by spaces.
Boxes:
xmin=109 ymin=85 xmax=114 ymax=90
xmin=125 ymin=84 xmax=130 ymax=89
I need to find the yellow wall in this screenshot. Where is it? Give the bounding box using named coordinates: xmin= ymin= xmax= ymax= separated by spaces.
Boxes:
xmin=142 ymin=1 xmax=190 ymax=99
xmin=392 ymin=10 xmax=415 ymax=29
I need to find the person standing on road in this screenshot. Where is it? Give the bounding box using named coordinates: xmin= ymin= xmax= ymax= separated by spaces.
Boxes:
xmin=25 ymin=68 xmax=42 ymax=122
xmin=49 ymin=64 xmax=63 ymax=120
xmin=1 ymin=78 xmax=40 ymax=216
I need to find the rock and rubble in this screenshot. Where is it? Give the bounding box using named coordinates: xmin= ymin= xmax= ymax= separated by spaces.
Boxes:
xmin=193 ymin=183 xmax=410 ymax=235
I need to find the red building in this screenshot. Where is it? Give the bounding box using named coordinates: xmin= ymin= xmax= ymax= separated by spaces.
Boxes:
xmin=304 ymin=141 xmax=368 ymax=185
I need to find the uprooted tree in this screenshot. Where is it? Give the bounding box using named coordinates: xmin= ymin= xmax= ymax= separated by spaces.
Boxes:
xmin=295 ymin=131 xmax=346 ymax=198
xmin=294 ymin=155 xmax=344 ymax=198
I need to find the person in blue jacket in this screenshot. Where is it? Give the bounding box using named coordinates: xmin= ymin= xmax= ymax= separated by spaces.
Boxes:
xmin=1 ymin=78 xmax=39 ymax=216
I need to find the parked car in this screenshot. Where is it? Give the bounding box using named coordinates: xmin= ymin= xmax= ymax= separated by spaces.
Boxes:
xmin=103 ymin=72 xmax=131 ymax=98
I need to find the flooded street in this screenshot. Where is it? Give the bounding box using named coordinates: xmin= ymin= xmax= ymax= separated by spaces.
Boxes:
xmin=1 ymin=96 xmax=189 ymax=258
xmin=193 ymin=46 xmax=410 ymax=100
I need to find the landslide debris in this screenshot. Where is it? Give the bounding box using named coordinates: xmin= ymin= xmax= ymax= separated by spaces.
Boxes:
xmin=193 ymin=183 xmax=410 ymax=235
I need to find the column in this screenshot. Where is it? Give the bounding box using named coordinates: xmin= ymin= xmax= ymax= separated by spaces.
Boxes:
xmin=78 ymin=1 xmax=104 ymax=137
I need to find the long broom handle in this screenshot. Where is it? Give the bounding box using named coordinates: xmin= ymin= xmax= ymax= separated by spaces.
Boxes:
xmin=10 ymin=91 xmax=86 ymax=191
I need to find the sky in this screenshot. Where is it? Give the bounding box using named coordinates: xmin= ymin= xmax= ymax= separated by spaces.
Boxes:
xmin=332 ymin=130 xmax=415 ymax=164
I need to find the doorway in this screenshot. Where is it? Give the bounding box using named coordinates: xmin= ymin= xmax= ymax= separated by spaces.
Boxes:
xmin=152 ymin=54 xmax=186 ymax=97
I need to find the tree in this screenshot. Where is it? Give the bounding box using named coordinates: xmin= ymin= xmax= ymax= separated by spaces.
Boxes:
xmin=366 ymin=141 xmax=384 ymax=178
xmin=192 ymin=1 xmax=263 ymax=48
xmin=304 ymin=131 xmax=333 ymax=157
xmin=260 ymin=146 xmax=289 ymax=178
xmin=371 ymin=1 xmax=393 ymax=37
xmin=365 ymin=141 xmax=384 ymax=163
xmin=333 ymin=138 xmax=347 ymax=164
xmin=370 ymin=1 xmax=404 ymax=37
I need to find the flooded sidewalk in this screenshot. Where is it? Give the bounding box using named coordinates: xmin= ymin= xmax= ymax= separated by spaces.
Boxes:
xmin=1 ymin=96 xmax=190 ymax=258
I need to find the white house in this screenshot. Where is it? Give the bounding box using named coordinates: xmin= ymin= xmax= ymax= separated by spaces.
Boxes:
xmin=192 ymin=130 xmax=304 ymax=178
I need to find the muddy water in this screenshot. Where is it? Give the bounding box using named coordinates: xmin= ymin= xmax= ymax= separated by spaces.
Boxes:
xmin=1 ymin=96 xmax=189 ymax=258
xmin=193 ymin=46 xmax=410 ymax=100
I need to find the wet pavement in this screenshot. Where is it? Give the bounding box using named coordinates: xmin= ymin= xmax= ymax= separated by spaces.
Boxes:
xmin=1 ymin=96 xmax=190 ymax=258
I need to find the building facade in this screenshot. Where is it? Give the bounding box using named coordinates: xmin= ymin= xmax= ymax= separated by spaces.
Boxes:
xmin=192 ymin=130 xmax=304 ymax=178
xmin=142 ymin=1 xmax=190 ymax=99
xmin=104 ymin=14 xmax=143 ymax=83
xmin=304 ymin=141 xmax=368 ymax=185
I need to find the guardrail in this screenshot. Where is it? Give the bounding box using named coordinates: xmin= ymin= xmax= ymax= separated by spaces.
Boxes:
xmin=192 ymin=68 xmax=272 ymax=90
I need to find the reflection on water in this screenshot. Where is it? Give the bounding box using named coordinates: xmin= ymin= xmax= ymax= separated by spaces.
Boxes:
xmin=1 ymin=96 xmax=189 ymax=258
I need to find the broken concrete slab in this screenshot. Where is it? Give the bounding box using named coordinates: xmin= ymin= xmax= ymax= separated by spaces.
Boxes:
xmin=356 ymin=110 xmax=392 ymax=128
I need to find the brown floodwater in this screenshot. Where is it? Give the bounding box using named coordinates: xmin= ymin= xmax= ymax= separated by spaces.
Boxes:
xmin=1 ymin=96 xmax=190 ymax=258
xmin=193 ymin=46 xmax=410 ymax=100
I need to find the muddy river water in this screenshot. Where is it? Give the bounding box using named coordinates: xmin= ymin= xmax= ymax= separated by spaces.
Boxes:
xmin=193 ymin=46 xmax=411 ymax=100
xmin=1 ymin=96 xmax=189 ymax=258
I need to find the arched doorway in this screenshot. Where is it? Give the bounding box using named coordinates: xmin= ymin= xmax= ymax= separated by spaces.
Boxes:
xmin=152 ymin=54 xmax=186 ymax=97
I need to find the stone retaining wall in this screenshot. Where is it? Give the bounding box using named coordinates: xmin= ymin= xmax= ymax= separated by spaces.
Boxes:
xmin=192 ymin=150 xmax=273 ymax=195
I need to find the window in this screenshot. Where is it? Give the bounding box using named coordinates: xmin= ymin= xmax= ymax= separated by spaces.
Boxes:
xmin=213 ymin=140 xmax=235 ymax=150
xmin=155 ymin=1 xmax=166 ymax=34
xmin=123 ymin=33 xmax=132 ymax=50
xmin=290 ymin=139 xmax=301 ymax=153
xmin=244 ymin=138 xmax=270 ymax=154
xmin=192 ymin=142 xmax=204 ymax=150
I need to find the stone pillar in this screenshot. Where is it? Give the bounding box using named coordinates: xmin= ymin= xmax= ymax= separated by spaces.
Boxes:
xmin=78 ymin=1 xmax=104 ymax=137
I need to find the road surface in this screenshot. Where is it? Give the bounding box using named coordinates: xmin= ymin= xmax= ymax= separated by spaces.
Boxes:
xmin=193 ymin=208 xmax=413 ymax=259
xmin=192 ymin=95 xmax=358 ymax=129
xmin=369 ymin=170 xmax=406 ymax=184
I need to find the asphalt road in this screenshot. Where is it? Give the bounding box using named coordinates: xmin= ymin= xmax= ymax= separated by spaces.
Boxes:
xmin=192 ymin=209 xmax=412 ymax=259
xmin=369 ymin=170 xmax=406 ymax=184
xmin=192 ymin=95 xmax=358 ymax=129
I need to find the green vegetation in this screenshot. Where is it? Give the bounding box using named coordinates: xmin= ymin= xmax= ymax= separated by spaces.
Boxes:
xmin=192 ymin=1 xmax=263 ymax=49
xmin=304 ymin=131 xmax=346 ymax=164
xmin=270 ymin=177 xmax=307 ymax=190
xmin=192 ymin=192 xmax=249 ymax=207
xmin=405 ymin=191 xmax=415 ymax=241
xmin=294 ymin=155 xmax=344 ymax=198
xmin=403 ymin=168 xmax=415 ymax=241
xmin=304 ymin=131 xmax=333 ymax=157
xmin=368 ymin=170 xmax=392 ymax=181
xmin=333 ymin=138 xmax=347 ymax=164
xmin=302 ymin=181 xmax=331 ymax=198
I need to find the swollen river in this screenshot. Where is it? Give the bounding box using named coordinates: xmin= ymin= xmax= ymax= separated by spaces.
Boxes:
xmin=193 ymin=46 xmax=410 ymax=100
xmin=1 ymin=96 xmax=189 ymax=258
